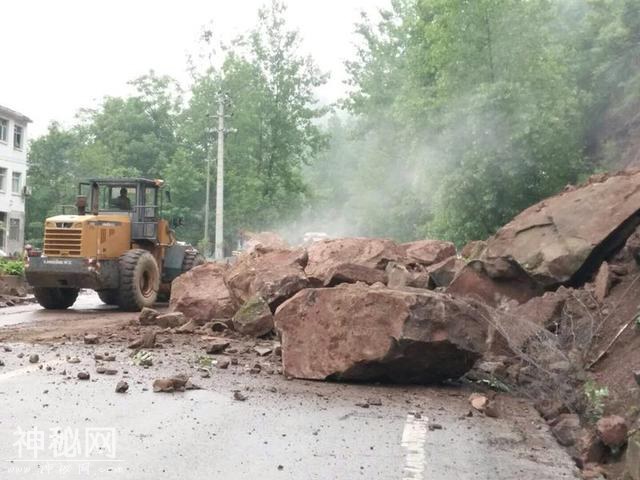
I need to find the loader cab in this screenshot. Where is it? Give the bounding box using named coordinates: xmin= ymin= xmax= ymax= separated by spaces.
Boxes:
xmin=79 ymin=178 xmax=165 ymax=243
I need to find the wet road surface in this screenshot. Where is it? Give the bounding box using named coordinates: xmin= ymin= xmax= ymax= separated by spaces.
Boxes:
xmin=0 ymin=292 xmax=129 ymax=327
xmin=0 ymin=293 xmax=579 ymax=479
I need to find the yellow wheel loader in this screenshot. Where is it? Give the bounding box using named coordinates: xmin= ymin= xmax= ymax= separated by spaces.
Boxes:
xmin=25 ymin=178 xmax=204 ymax=311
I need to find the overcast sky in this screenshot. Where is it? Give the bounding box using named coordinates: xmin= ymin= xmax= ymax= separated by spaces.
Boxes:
xmin=1 ymin=0 xmax=389 ymax=139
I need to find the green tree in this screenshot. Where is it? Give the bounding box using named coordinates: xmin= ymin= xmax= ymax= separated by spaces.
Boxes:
xmin=81 ymin=72 xmax=182 ymax=177
xmin=185 ymin=0 xmax=328 ymax=251
xmin=339 ymin=0 xmax=590 ymax=245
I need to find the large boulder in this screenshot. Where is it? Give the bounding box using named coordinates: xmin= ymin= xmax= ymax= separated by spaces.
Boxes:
xmin=426 ymin=257 xmax=466 ymax=288
xmin=323 ymin=263 xmax=387 ymax=287
xmin=482 ymin=171 xmax=640 ymax=287
xmin=170 ymin=263 xmax=237 ymax=324
xmin=504 ymin=290 xmax=568 ymax=330
xmin=232 ymin=295 xmax=274 ymax=337
xmin=385 ymin=262 xmax=431 ymax=290
xmin=305 ymin=238 xmax=401 ymax=284
xmin=224 ymin=248 xmax=309 ymax=310
xmin=460 ymin=240 xmax=487 ymax=260
xmin=274 ymin=283 xmax=491 ymax=383
xmin=446 ymin=258 xmax=543 ymax=306
xmin=400 ymin=240 xmax=456 ymax=266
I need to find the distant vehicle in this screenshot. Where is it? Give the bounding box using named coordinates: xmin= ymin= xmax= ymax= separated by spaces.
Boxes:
xmin=25 ymin=178 xmax=204 ymax=311
xmin=303 ymin=232 xmax=329 ymax=244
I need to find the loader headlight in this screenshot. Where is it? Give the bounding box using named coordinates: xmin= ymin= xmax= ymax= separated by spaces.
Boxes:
xmin=85 ymin=258 xmax=101 ymax=270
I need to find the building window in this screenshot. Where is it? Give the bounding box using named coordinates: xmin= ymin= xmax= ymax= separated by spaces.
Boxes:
xmin=0 ymin=168 xmax=6 ymax=192
xmin=0 ymin=212 xmax=6 ymax=250
xmin=0 ymin=119 xmax=7 ymax=143
xmin=11 ymin=172 xmax=21 ymax=193
xmin=13 ymin=125 xmax=23 ymax=150
xmin=8 ymin=218 xmax=19 ymax=241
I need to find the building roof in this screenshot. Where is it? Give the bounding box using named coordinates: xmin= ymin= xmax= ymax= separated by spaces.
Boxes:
xmin=0 ymin=105 xmax=32 ymax=124
xmin=84 ymin=178 xmax=165 ymax=187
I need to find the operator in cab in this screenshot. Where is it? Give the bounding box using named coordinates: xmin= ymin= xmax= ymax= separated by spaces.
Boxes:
xmin=113 ymin=187 xmax=132 ymax=211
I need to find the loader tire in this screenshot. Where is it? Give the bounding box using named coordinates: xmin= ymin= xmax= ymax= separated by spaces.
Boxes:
xmin=97 ymin=289 xmax=119 ymax=305
xmin=182 ymin=250 xmax=206 ymax=273
xmin=117 ymin=249 xmax=159 ymax=311
xmin=34 ymin=287 xmax=79 ymax=310
xmin=158 ymin=250 xmax=205 ymax=302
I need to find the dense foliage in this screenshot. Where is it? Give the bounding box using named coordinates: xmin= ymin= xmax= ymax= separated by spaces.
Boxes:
xmin=27 ymin=0 xmax=640 ymax=250
xmin=308 ymin=0 xmax=613 ymax=244
xmin=0 ymin=259 xmax=24 ymax=276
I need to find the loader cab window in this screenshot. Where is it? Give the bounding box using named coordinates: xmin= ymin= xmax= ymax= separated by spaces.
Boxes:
xmin=140 ymin=186 xmax=158 ymax=219
xmin=142 ymin=186 xmax=157 ymax=206
xmin=98 ymin=185 xmax=136 ymax=212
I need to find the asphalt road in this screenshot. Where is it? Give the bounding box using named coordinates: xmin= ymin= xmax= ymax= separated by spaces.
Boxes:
xmin=0 ymin=292 xmax=115 ymax=327
xmin=0 ymin=293 xmax=579 ymax=480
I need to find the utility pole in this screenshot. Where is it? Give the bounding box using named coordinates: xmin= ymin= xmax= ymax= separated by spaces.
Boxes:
xmin=203 ymin=136 xmax=212 ymax=257
xmin=214 ymin=96 xmax=225 ymax=260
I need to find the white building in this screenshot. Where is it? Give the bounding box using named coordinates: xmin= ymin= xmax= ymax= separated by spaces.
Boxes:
xmin=0 ymin=105 xmax=30 ymax=256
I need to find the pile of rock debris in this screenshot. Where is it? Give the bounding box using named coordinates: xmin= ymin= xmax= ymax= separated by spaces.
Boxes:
xmin=169 ymin=237 xmax=490 ymax=384
xmin=159 ymin=169 xmax=640 ymax=479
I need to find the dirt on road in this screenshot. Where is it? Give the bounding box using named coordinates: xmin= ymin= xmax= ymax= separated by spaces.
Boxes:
xmin=0 ymin=293 xmax=578 ymax=480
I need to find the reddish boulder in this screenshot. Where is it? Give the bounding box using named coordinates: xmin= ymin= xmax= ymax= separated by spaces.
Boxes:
xmin=385 ymin=262 xmax=431 ymax=290
xmin=461 ymin=240 xmax=487 ymax=260
xmin=170 ymin=263 xmax=237 ymax=324
xmin=305 ymin=238 xmax=401 ymax=284
xmin=506 ymin=290 xmax=568 ymax=330
xmin=204 ymin=338 xmax=230 ymax=354
xmin=426 ymin=257 xmax=466 ymax=288
xmin=483 ymin=170 xmax=640 ymax=286
xmin=274 ymin=283 xmax=491 ymax=383
xmin=400 ymin=240 xmax=456 ymax=266
xmin=232 ymin=295 xmax=274 ymax=337
xmin=176 ymin=318 xmax=198 ymax=333
xmin=446 ymin=258 xmax=543 ymax=307
xmin=139 ymin=307 xmax=159 ymax=326
xmin=469 ymin=393 xmax=489 ymax=412
xmin=152 ymin=375 xmax=190 ymax=393
xmin=596 ymin=415 xmax=628 ymax=449
xmin=155 ymin=312 xmax=187 ymax=328
xmin=572 ymin=430 xmax=606 ymax=468
xmin=323 ymin=263 xmax=387 ymax=287
xmin=224 ymin=248 xmax=309 ymax=310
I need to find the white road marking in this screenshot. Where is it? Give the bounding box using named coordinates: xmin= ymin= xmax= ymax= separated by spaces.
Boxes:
xmin=401 ymin=413 xmax=428 ymax=479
